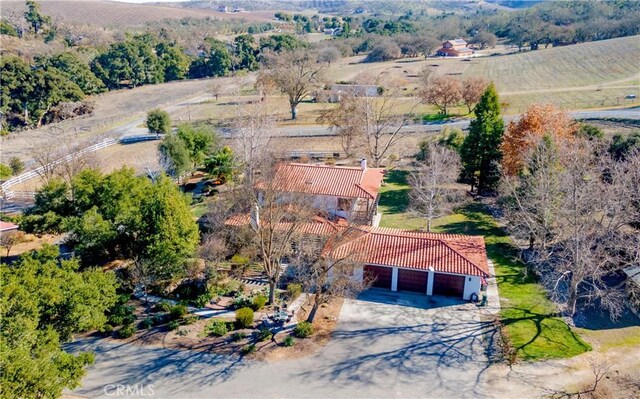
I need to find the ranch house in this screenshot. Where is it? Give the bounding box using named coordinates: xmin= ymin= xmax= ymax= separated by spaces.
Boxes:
xmin=436 ymin=39 xmax=474 ymax=57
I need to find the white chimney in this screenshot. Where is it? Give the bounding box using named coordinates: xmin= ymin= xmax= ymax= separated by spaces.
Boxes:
xmin=250 ymin=204 xmax=260 ymax=232
xmin=360 ymin=158 xmax=367 ymax=170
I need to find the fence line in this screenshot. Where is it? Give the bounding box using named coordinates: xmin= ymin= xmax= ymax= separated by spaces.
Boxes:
xmin=1 ymin=138 xmax=117 ymax=200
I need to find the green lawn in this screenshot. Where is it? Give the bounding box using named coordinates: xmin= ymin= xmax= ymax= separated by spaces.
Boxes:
xmin=379 ymin=170 xmax=591 ymax=360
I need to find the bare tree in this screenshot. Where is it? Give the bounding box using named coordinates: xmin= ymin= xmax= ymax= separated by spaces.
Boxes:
xmin=317 ymin=46 xmax=341 ymax=66
xmin=319 ymin=89 xmax=418 ymax=167
xmin=261 ymin=49 xmax=325 ymax=120
xmin=575 ymin=357 xmax=612 ymax=398
xmin=504 ymin=138 xmax=639 ymax=320
xmin=293 ymin=226 xmax=369 ymax=322
xmin=419 ymin=76 xmax=463 ymax=115
xmin=209 ymin=81 xmax=225 ymax=101
xmin=57 ymin=142 xmax=97 ymax=200
xmin=0 ymin=231 xmax=26 ymax=257
xmin=462 ymin=77 xmax=489 ymax=113
xmin=32 ymin=147 xmax=61 ymax=185
xmin=409 ymin=144 xmax=463 ymax=231
xmin=231 ymin=99 xmax=276 ymax=187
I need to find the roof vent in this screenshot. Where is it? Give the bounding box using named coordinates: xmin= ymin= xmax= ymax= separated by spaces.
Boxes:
xmin=360 ymin=158 xmax=367 ymax=171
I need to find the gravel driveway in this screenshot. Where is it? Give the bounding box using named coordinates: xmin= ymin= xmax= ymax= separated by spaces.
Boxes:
xmin=69 ymin=290 xmax=496 ymax=398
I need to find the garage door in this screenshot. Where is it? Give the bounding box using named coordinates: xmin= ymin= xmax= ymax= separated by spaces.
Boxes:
xmin=364 ymin=265 xmax=392 ymax=289
xmin=397 ymin=269 xmax=428 ymax=293
xmin=433 ymin=273 xmax=465 ymax=297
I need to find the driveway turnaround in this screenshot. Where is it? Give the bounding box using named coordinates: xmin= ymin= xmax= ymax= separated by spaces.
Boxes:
xmin=69 ymin=290 xmax=496 ymax=398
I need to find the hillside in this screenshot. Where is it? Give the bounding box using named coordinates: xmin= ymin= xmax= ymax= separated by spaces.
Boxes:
xmin=0 ymin=0 xmax=274 ymax=27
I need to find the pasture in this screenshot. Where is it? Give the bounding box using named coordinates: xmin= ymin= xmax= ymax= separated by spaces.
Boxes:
xmin=1 ymin=0 xmax=275 ymax=27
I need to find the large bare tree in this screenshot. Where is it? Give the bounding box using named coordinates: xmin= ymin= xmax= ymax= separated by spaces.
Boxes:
xmin=261 ymin=49 xmax=325 ymax=120
xmin=503 ymin=137 xmax=640 ymax=320
xmin=319 ymin=89 xmax=418 ymax=167
xmin=418 ymin=75 xmax=462 ymax=115
xmin=292 ymin=226 xmax=368 ymax=322
xmin=408 ymin=143 xmax=464 ymax=232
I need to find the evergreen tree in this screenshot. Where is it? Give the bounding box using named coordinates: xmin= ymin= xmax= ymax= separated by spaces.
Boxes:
xmin=459 ymin=83 xmax=504 ymax=194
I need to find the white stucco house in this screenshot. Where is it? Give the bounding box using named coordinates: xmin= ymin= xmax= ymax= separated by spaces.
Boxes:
xmin=228 ymin=161 xmax=490 ymax=301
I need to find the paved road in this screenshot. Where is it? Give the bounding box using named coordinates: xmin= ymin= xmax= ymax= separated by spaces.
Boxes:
xmin=256 ymin=106 xmax=640 ymax=138
xmin=68 ymin=290 xmax=496 ymax=398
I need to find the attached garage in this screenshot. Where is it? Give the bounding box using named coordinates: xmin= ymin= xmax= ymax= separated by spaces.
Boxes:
xmin=397 ymin=269 xmax=428 ymax=293
xmin=432 ymin=273 xmax=465 ymax=298
xmin=364 ymin=265 xmax=392 ymax=289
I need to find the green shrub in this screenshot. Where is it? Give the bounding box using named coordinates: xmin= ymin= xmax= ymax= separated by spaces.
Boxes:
xmin=251 ymin=295 xmax=268 ymax=311
xmin=152 ymin=314 xmax=166 ymax=326
xmin=287 ymin=283 xmax=302 ymax=300
xmin=294 ymin=322 xmax=313 ymax=338
xmin=193 ymin=292 xmax=213 ymax=308
xmin=122 ymin=314 xmax=136 ymax=326
xmin=241 ymin=343 xmax=256 ymax=355
xmin=235 ymin=307 xmax=254 ymax=329
xmin=256 ymin=328 xmax=272 ymax=342
xmin=231 ymin=332 xmax=246 ymax=342
xmin=207 ymin=319 xmax=229 ymax=337
xmin=183 ymin=314 xmax=198 ymax=325
xmin=140 ymin=317 xmax=153 ymax=329
xmin=168 ymin=320 xmax=180 ymax=330
xmin=283 ymin=335 xmax=295 ymax=347
xmin=100 ymin=324 xmax=114 ymax=336
xmin=169 ymin=304 xmax=188 ymax=320
xmin=233 ymin=296 xmax=252 ymax=309
xmin=176 ymin=328 xmax=189 ymax=336
xmin=154 ymin=301 xmax=172 ymax=312
xmin=117 ymin=324 xmax=136 ymax=339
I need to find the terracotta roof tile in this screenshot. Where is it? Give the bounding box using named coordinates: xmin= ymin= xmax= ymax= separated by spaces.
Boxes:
xmin=270 ymin=163 xmax=384 ymax=199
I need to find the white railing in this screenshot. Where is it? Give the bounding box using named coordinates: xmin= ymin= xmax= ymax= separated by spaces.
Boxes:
xmin=1 ymin=138 xmax=117 ymax=200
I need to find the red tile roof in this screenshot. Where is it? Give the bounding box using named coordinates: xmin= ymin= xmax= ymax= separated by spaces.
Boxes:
xmin=0 ymin=221 xmax=19 ymax=232
xmin=330 ymin=226 xmax=489 ymax=277
xmin=270 ymin=163 xmax=384 ymax=199
xmin=225 ymin=213 xmax=489 ymax=277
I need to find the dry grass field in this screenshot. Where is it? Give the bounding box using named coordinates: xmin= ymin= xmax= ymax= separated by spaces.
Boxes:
xmin=328 ymin=36 xmax=640 ymax=111
xmin=1 ymin=0 xmax=275 ymax=27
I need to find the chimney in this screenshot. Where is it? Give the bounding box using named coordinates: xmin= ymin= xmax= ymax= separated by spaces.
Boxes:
xmin=360 ymin=158 xmax=367 ymax=170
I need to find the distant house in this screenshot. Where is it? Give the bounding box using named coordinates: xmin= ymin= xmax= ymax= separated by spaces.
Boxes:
xmin=436 ymin=39 xmax=474 ymax=57
xmin=218 ymin=5 xmax=228 ymax=12
xmin=323 ymin=28 xmax=342 ymax=36
xmin=232 ymin=7 xmax=245 ymax=12
xmin=324 ymin=84 xmax=380 ymax=103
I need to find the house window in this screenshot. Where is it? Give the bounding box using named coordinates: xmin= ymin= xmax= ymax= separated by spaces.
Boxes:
xmin=337 ymin=198 xmax=352 ymax=211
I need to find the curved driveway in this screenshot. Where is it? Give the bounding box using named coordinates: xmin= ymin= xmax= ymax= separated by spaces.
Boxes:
xmin=69 ymin=291 xmax=497 ymax=398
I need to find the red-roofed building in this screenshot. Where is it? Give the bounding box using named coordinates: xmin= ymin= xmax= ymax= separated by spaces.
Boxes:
xmin=263 ymin=161 xmax=384 ymax=225
xmin=328 ymin=226 xmax=488 ymax=300
xmin=0 ymin=221 xmax=19 ymax=233
xmin=436 ymin=39 xmax=474 ymax=57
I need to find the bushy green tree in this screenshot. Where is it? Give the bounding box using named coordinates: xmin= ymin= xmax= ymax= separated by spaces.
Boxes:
xmin=0 ymin=245 xmax=117 ymax=398
xmin=24 ymin=0 xmax=51 ymax=34
xmin=205 ymin=146 xmax=235 ymax=181
xmin=146 ymin=109 xmax=171 ymax=135
xmin=91 ymin=38 xmax=162 ymax=89
xmin=188 ymin=39 xmax=231 ymax=78
xmin=37 ymin=52 xmax=106 ymax=95
xmin=259 ymin=34 xmax=307 ymax=52
xmin=9 ymin=157 xmax=24 ymax=175
xmin=176 ymin=124 xmax=217 ymax=169
xmin=459 ymin=84 xmax=504 ymax=194
xmin=234 ymin=34 xmax=258 ymax=71
xmin=0 ymin=164 xmax=12 ymax=179
xmin=158 ymin=132 xmax=191 ymax=178
xmin=157 ymin=43 xmax=191 ymax=81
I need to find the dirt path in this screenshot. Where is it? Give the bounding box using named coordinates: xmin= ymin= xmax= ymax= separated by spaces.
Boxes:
xmin=486 ymin=345 xmax=640 ymax=397
xmin=1 ymin=75 xmax=249 ymax=163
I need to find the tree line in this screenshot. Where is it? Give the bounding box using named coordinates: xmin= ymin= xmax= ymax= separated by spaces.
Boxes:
xmin=409 ymin=87 xmax=640 ymax=320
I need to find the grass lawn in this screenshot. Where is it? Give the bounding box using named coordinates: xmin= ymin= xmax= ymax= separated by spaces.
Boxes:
xmin=190 ymin=202 xmax=208 ymax=219
xmin=379 ymin=170 xmax=591 ymax=360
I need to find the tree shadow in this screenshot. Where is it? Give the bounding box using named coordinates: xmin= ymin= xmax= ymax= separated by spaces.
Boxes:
xmin=294 ymin=315 xmax=500 ymax=397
